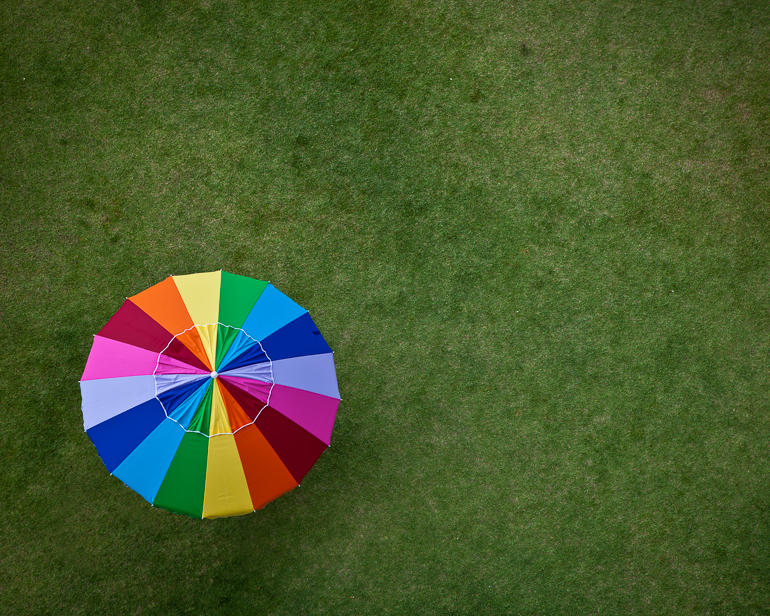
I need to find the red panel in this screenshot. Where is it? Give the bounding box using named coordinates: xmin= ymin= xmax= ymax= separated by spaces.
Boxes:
xmin=216 ymin=380 xmax=253 ymax=431
xmin=218 ymin=378 xmax=264 ymax=421
xmin=97 ymin=299 xmax=209 ymax=371
xmin=163 ymin=340 xmax=212 ymax=372
xmin=233 ymin=424 xmax=298 ymax=509
xmin=254 ymin=405 xmax=328 ymax=484
xmin=218 ymin=378 xmax=327 ymax=483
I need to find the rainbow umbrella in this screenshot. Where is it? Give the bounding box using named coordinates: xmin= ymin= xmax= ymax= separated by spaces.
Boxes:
xmin=80 ymin=271 xmax=340 ymax=518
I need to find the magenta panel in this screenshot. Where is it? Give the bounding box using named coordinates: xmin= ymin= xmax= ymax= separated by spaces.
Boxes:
xmin=81 ymin=335 xmax=158 ymax=381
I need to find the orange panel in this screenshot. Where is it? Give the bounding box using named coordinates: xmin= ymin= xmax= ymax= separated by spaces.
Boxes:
xmin=176 ymin=328 xmax=213 ymax=371
xmin=217 ymin=380 xmax=255 ymax=431
xmin=129 ymin=277 xmax=195 ymax=337
xmin=130 ymin=277 xmax=213 ymax=367
xmin=233 ymin=424 xmax=298 ymax=509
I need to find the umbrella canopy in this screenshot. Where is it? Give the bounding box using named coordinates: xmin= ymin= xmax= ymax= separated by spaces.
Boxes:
xmin=80 ymin=271 xmax=340 ymax=518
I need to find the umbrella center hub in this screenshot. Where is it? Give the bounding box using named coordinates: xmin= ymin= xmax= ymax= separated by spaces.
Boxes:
xmin=153 ymin=324 xmax=275 ymax=436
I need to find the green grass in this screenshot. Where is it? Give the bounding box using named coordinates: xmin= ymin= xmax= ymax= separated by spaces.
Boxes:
xmin=1 ymin=0 xmax=769 ymax=613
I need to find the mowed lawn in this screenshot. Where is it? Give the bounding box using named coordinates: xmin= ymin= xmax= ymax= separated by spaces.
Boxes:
xmin=1 ymin=0 xmax=769 ymax=614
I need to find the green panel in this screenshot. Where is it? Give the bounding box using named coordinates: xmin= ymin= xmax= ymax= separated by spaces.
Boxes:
xmin=152 ymin=432 xmax=209 ymax=518
xmin=215 ymin=323 xmax=242 ymax=370
xmin=218 ymin=272 xmax=268 ymax=329
xmin=187 ymin=382 xmax=213 ymax=436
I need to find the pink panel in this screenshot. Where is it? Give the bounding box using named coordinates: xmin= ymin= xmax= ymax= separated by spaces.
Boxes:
xmin=266 ymin=384 xmax=340 ymax=446
xmin=219 ymin=375 xmax=273 ymax=405
xmin=81 ymin=336 xmax=159 ymax=381
xmin=156 ymin=354 xmax=209 ymax=375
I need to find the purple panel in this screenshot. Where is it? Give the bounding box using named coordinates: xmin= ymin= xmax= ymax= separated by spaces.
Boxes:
xmin=218 ymin=378 xmax=264 ymax=421
xmin=218 ymin=375 xmax=272 ymax=406
xmin=266 ymin=384 xmax=340 ymax=446
xmin=156 ymin=354 xmax=209 ymax=375
xmin=219 ymin=362 xmax=273 ymax=383
xmin=270 ymin=353 xmax=340 ymax=399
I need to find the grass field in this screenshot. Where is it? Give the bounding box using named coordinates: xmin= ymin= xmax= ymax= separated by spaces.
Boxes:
xmin=2 ymin=0 xmax=769 ymax=613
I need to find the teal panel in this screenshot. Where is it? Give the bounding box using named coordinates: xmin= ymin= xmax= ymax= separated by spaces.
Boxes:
xmin=112 ymin=418 xmax=187 ymax=503
xmin=240 ymin=284 xmax=307 ymax=342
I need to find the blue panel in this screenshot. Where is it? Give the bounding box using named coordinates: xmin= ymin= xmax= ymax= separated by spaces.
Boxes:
xmin=113 ymin=418 xmax=187 ymax=503
xmin=157 ymin=376 xmax=210 ymax=415
xmin=260 ymin=313 xmax=332 ymax=361
xmin=169 ymin=379 xmax=212 ymax=429
xmin=216 ymin=330 xmax=263 ymax=372
xmin=240 ymin=284 xmax=307 ymax=343
xmin=87 ymin=398 xmax=167 ymax=473
xmin=217 ymin=338 xmax=270 ymax=372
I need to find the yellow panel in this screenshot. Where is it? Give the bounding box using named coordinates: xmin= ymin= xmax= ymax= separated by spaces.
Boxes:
xmin=202 ymin=434 xmax=254 ymax=518
xmin=195 ymin=323 xmax=218 ymax=370
xmin=209 ymin=378 xmax=233 ymax=436
xmin=172 ymin=271 xmax=221 ymax=325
